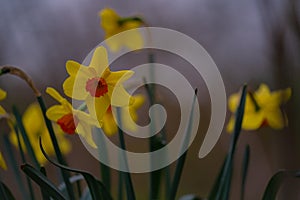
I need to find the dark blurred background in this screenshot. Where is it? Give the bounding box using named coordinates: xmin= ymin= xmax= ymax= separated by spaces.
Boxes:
xmin=1 ymin=0 xmax=300 ymax=199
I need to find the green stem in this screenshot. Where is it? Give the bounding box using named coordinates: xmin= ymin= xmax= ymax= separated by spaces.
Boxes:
xmin=37 ymin=96 xmax=75 ymax=200
xmin=12 ymin=106 xmax=40 ymax=169
xmin=116 ymin=108 xmax=135 ymax=200
xmin=3 ymin=134 xmax=28 ymax=197
xmin=13 ymin=122 xmax=35 ymax=200
xmin=118 ymin=171 xmax=124 ymax=200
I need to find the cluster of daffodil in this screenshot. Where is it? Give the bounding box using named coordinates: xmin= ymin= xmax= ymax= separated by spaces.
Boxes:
xmin=46 ymin=46 xmax=145 ymax=148
xmin=0 ymin=7 xmax=294 ymax=200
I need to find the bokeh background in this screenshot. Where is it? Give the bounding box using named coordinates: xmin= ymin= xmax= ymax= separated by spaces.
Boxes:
xmin=1 ymin=0 xmax=300 ymax=199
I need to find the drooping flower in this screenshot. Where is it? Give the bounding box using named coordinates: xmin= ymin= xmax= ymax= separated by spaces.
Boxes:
xmin=0 ymin=151 xmax=7 ymax=170
xmin=102 ymin=94 xmax=145 ymax=136
xmin=99 ymin=8 xmax=144 ymax=52
xmin=0 ymin=88 xmax=7 ymax=115
xmin=9 ymin=103 xmax=71 ymax=165
xmin=46 ymin=87 xmax=99 ymax=148
xmin=63 ymin=46 xmax=134 ymax=125
xmin=227 ymin=83 xmax=291 ymax=132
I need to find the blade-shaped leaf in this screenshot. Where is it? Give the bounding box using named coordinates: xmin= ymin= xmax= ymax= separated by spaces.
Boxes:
xmin=39 ymin=138 xmax=112 ymax=200
xmin=262 ymin=170 xmax=299 ymax=200
xmin=21 ymin=164 xmax=66 ymax=200
xmin=0 ymin=181 xmax=15 ymax=200
xmin=215 ymin=84 xmax=247 ymax=200
xmin=241 ymin=145 xmax=250 ymax=200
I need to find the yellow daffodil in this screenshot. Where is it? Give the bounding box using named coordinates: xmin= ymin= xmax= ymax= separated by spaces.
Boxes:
xmin=0 ymin=151 xmax=7 ymax=170
xmin=102 ymin=94 xmax=145 ymax=136
xmin=227 ymin=84 xmax=291 ymax=132
xmin=99 ymin=8 xmax=144 ymax=52
xmin=9 ymin=103 xmax=71 ymax=165
xmin=0 ymin=88 xmax=7 ymax=115
xmin=63 ymin=46 xmax=134 ymax=125
xmin=46 ymin=87 xmax=99 ymax=148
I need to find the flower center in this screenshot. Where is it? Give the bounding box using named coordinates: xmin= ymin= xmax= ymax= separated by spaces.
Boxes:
xmin=85 ymin=77 xmax=108 ymax=97
xmin=57 ymin=113 xmax=78 ymax=134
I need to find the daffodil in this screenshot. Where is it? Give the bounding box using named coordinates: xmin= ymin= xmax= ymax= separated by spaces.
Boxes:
xmin=0 ymin=88 xmax=7 ymax=115
xmin=0 ymin=151 xmax=7 ymax=170
xmin=227 ymin=84 xmax=291 ymax=132
xmin=9 ymin=103 xmax=71 ymax=165
xmin=99 ymin=8 xmax=144 ymax=52
xmin=102 ymin=94 xmax=145 ymax=136
xmin=46 ymin=87 xmax=99 ymax=148
xmin=63 ymin=46 xmax=134 ymax=125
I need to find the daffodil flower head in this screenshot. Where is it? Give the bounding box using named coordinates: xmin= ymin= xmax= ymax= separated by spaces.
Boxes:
xmin=0 ymin=151 xmax=7 ymax=170
xmin=9 ymin=103 xmax=71 ymax=165
xmin=0 ymin=88 xmax=7 ymax=115
xmin=63 ymin=46 xmax=134 ymax=127
xmin=227 ymin=83 xmax=291 ymax=132
xmin=102 ymin=94 xmax=145 ymax=136
xmin=46 ymin=87 xmax=100 ymax=148
xmin=99 ymin=8 xmax=144 ymax=52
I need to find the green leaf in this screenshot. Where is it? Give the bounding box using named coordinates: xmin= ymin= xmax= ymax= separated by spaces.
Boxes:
xmin=262 ymin=171 xmax=290 ymax=200
xmin=40 ymin=167 xmax=51 ymax=200
xmin=0 ymin=181 xmax=15 ymax=200
xmin=39 ymin=138 xmax=112 ymax=200
xmin=241 ymin=145 xmax=250 ymax=200
xmin=21 ymin=164 xmax=66 ymax=200
xmin=169 ymin=89 xmax=198 ymax=200
xmin=208 ymin=155 xmax=227 ymax=200
xmin=215 ymin=84 xmax=247 ymax=200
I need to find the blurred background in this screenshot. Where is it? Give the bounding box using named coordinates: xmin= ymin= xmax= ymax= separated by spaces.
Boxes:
xmin=0 ymin=0 xmax=300 ymax=199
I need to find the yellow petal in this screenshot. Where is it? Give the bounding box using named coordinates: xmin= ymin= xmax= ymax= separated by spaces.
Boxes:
xmin=86 ymin=95 xmax=110 ymax=123
xmin=102 ymin=111 xmax=118 ymax=136
xmin=121 ymin=28 xmax=144 ymax=50
xmin=226 ymin=117 xmax=235 ymax=133
xmin=242 ymin=111 xmax=265 ymax=130
xmin=106 ymin=70 xmax=134 ymax=85
xmin=265 ymin=109 xmax=286 ymax=129
xmin=22 ymin=103 xmax=44 ymax=135
xmin=89 ymin=47 xmax=109 ymax=76
xmin=46 ymin=105 xmax=70 ymax=122
xmin=76 ymin=122 xmax=97 ymax=148
xmin=0 ymin=152 xmax=7 ymax=170
xmin=269 ymin=87 xmax=292 ymax=107
xmin=0 ymin=89 xmax=7 ymax=100
xmin=99 ymin=8 xmax=120 ymax=35
xmin=46 ymin=87 xmax=65 ymax=103
xmin=66 ymin=60 xmax=80 ymax=75
xmin=0 ymin=106 xmax=6 ymax=115
xmin=108 ymin=85 xmax=132 ymax=107
xmin=63 ymin=75 xmax=87 ymax=100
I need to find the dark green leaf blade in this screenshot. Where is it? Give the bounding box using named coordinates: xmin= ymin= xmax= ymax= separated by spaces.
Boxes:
xmin=0 ymin=181 xmax=15 ymax=200
xmin=39 ymin=138 xmax=112 ymax=200
xmin=21 ymin=164 xmax=66 ymax=200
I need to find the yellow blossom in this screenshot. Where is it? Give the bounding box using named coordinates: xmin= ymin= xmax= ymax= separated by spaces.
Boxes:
xmin=0 ymin=151 xmax=7 ymax=170
xmin=102 ymin=94 xmax=145 ymax=136
xmin=0 ymin=88 xmax=7 ymax=115
xmin=9 ymin=103 xmax=71 ymax=165
xmin=63 ymin=46 xmax=134 ymax=125
xmin=99 ymin=8 xmax=144 ymax=52
xmin=46 ymin=87 xmax=99 ymax=148
xmin=227 ymin=84 xmax=291 ymax=132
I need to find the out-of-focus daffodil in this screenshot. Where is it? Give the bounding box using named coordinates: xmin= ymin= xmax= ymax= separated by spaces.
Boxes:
xmin=63 ymin=46 xmax=134 ymax=125
xmin=99 ymin=8 xmax=144 ymax=52
xmin=46 ymin=87 xmax=99 ymax=148
xmin=0 ymin=88 xmax=7 ymax=115
xmin=227 ymin=84 xmax=291 ymax=132
xmin=0 ymin=151 xmax=7 ymax=170
xmin=102 ymin=94 xmax=145 ymax=136
xmin=9 ymin=103 xmax=71 ymax=165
